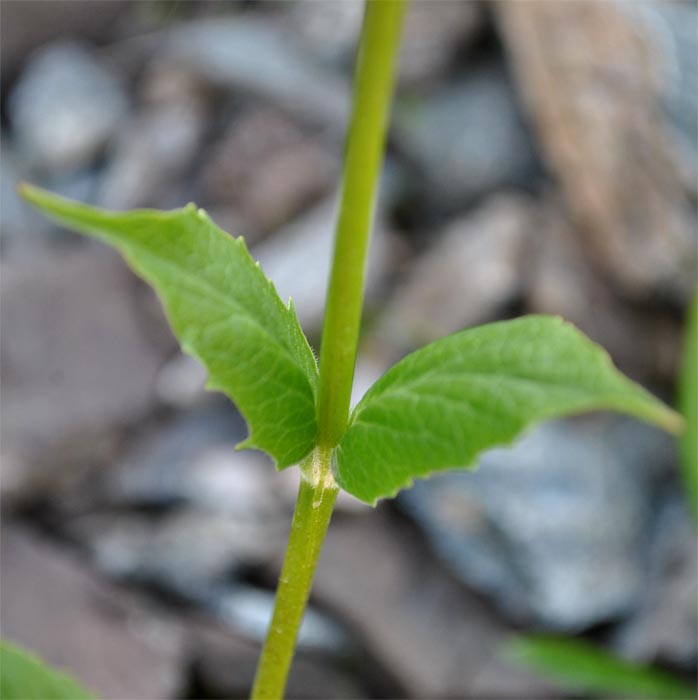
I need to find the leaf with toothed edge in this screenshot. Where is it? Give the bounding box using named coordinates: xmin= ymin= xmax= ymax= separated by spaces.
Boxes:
xmin=20 ymin=184 xmax=318 ymax=468
xmin=334 ymin=315 xmax=683 ymax=504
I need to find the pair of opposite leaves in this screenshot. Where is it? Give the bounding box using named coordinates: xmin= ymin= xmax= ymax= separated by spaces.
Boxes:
xmin=21 ymin=186 xmax=682 ymax=505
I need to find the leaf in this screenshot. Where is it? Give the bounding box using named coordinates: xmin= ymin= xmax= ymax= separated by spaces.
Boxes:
xmin=20 ymin=185 xmax=318 ymax=468
xmin=0 ymin=640 xmax=96 ymax=699
xmin=678 ymin=292 xmax=697 ymax=523
xmin=334 ymin=316 xmax=683 ymax=503
xmin=505 ymin=635 xmax=696 ymax=699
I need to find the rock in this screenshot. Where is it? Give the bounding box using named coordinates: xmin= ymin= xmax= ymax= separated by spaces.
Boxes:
xmin=99 ymin=66 xmax=209 ymax=210
xmin=496 ymin=0 xmax=696 ymax=300
xmin=0 ymin=248 xmax=168 ymax=502
xmin=71 ymin=509 xmax=289 ymax=595
xmin=1 ymin=1 xmax=129 ymax=80
xmin=394 ymin=64 xmax=539 ymax=211
xmin=199 ymin=109 xmax=339 ymax=237
xmin=0 ymin=146 xmax=53 ymax=258
xmin=189 ymin=620 xmax=367 ymax=700
xmin=611 ymin=493 xmax=698 ymax=669
xmin=306 ymin=509 xmax=559 ymax=698
xmin=164 ymin=17 xmax=350 ymax=134
xmin=287 ymin=0 xmax=484 ymax=88
xmin=8 ymin=42 xmax=128 ymax=172
xmin=381 ymin=194 xmax=535 ymax=348
xmin=58 ymin=403 xmax=292 ymax=590
xmin=528 ymin=204 xmax=683 ymax=384
xmin=285 ymin=0 xmax=364 ymax=68
xmin=633 ymin=1 xmax=698 ymax=196
xmin=43 ymin=169 xmax=102 ymax=212
xmin=398 ymin=0 xmax=484 ymax=88
xmin=1 ymin=525 xmax=185 ymax=700
xmin=96 ymin=401 xmax=277 ymax=515
xmin=155 ymin=353 xmax=208 ymax=409
xmin=253 ymin=194 xmax=391 ymax=334
xmin=399 ymin=417 xmax=676 ymax=630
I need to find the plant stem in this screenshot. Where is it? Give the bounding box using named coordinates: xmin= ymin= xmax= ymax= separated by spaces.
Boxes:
xmin=316 ymin=0 xmax=407 ymax=449
xmin=251 ymin=449 xmax=338 ymax=700
xmin=252 ymin=2 xmax=405 ymax=697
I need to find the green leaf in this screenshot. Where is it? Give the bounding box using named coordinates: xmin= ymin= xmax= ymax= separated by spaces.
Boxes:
xmin=679 ymin=292 xmax=697 ymax=523
xmin=20 ymin=185 xmax=318 ymax=468
xmin=505 ymin=635 xmax=696 ymax=699
xmin=335 ymin=316 xmax=683 ymax=503
xmin=0 ymin=640 xmax=96 ymax=699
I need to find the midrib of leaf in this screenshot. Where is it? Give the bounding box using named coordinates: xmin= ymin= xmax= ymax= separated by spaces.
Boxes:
xmin=351 ymin=370 xmax=674 ymax=431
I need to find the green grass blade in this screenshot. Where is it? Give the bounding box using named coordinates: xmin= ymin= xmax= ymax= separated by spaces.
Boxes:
xmin=505 ymin=635 xmax=696 ymax=699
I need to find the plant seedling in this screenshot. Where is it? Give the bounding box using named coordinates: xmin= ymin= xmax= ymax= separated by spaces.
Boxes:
xmin=19 ymin=1 xmax=684 ymax=698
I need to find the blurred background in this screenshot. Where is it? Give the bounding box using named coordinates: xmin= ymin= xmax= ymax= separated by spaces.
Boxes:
xmin=1 ymin=1 xmax=696 ymax=698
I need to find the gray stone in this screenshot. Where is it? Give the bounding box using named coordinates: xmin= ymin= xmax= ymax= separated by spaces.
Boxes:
xmin=286 ymin=0 xmax=484 ymax=89
xmin=155 ymin=353 xmax=208 ymax=409
xmin=496 ymin=0 xmax=695 ymax=301
xmin=528 ymin=204 xmax=684 ymax=384
xmin=1 ymin=248 xmax=167 ymax=501
xmin=59 ymin=404 xmax=291 ymax=586
xmin=199 ymin=108 xmax=339 ymax=237
xmin=394 ymin=65 xmax=539 ymax=209
xmin=164 ymin=17 xmax=350 ymax=134
xmin=253 ymin=194 xmax=391 ymax=334
xmin=1 ymin=525 xmax=185 ymax=700
xmin=399 ymin=0 xmax=484 ymax=88
xmin=285 ymin=0 xmax=364 ymax=68
xmin=72 ymin=508 xmax=288 ymax=595
xmin=633 ymin=0 xmax=698 ymax=195
xmin=306 ymin=509 xmax=559 ymax=699
xmin=97 ymin=401 xmax=283 ymax=517
xmin=381 ymin=194 xmax=536 ymax=348
xmin=399 ymin=417 xmax=676 ymax=630
xmin=0 ymin=147 xmax=53 ymax=258
xmin=8 ymin=42 xmax=128 ymax=171
xmin=99 ymin=67 xmax=209 ymax=210
xmin=1 ymin=1 xmax=128 ymax=79
xmin=95 ymin=403 xmax=243 ymax=503
xmin=611 ymin=494 xmax=698 ymax=668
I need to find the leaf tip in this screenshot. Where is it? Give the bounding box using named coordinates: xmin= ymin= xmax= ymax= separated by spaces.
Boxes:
xmin=16 ymin=181 xmax=42 ymax=204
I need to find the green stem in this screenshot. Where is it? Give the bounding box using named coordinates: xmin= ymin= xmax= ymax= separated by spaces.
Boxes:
xmin=251 ymin=2 xmax=405 ymax=697
xmin=316 ymin=0 xmax=407 ymax=449
xmin=251 ymin=449 xmax=338 ymax=700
